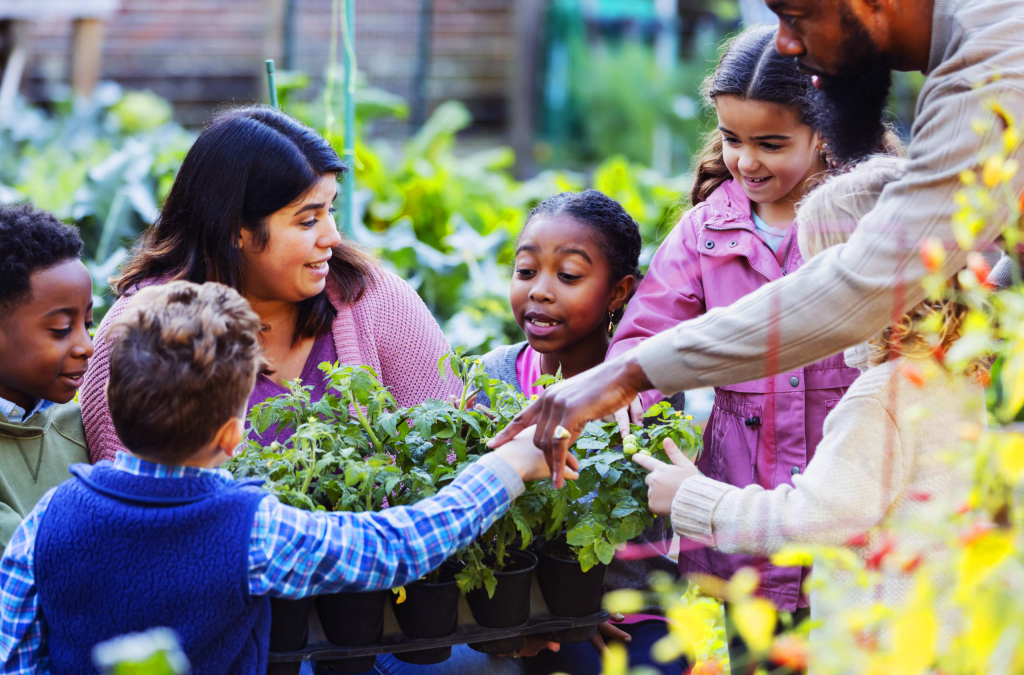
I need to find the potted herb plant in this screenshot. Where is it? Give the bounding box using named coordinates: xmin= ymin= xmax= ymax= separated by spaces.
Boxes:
xmin=535 ymin=402 xmax=702 ymax=619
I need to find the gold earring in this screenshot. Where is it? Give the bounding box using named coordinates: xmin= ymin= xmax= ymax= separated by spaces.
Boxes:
xmin=608 ymin=311 xmax=615 ymax=335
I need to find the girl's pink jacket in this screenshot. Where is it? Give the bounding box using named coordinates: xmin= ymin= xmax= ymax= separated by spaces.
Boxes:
xmin=608 ymin=179 xmax=859 ymax=610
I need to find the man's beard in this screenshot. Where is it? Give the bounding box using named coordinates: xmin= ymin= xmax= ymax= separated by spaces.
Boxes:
xmin=808 ymin=7 xmax=895 ymax=166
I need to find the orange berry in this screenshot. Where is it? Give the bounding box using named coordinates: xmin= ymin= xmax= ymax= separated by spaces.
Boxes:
xmin=690 ymin=660 xmax=725 ymax=675
xmin=967 ymin=252 xmax=993 ymax=288
xmin=865 ymin=534 xmax=897 ymax=571
xmin=958 ymin=521 xmax=995 ymax=546
xmin=769 ymin=635 xmax=809 ymax=671
xmin=901 ymin=554 xmax=924 ymax=573
xmin=919 ymin=238 xmax=945 ymax=273
xmin=845 ymin=532 xmax=869 ymax=548
xmin=899 ymin=362 xmax=926 ymax=388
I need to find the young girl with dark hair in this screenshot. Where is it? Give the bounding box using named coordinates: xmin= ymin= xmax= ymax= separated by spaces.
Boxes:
xmin=80 ymin=106 xmax=464 ymax=460
xmin=472 ymin=190 xmax=685 ymax=675
xmin=608 ymin=24 xmax=871 ymax=642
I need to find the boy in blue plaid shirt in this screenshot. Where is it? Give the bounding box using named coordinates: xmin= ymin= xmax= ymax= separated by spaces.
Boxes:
xmin=0 ymin=281 xmax=567 ymax=674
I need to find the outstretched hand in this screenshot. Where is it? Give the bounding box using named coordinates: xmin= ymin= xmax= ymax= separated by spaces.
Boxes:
xmin=486 ymin=353 xmax=653 ymax=488
xmin=631 ymin=438 xmax=699 ymax=517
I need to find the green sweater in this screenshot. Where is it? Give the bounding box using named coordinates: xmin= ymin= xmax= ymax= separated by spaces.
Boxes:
xmin=0 ymin=402 xmax=89 ymax=548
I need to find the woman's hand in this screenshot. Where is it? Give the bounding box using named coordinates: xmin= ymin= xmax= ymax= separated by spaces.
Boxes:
xmin=631 ymin=438 xmax=699 ymax=516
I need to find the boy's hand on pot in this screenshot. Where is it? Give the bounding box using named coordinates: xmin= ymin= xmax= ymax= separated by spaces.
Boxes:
xmin=632 ymin=438 xmax=699 ymax=517
xmin=491 ymin=426 xmax=579 ymax=483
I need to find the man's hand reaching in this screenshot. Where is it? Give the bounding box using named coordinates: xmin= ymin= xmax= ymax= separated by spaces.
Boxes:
xmin=487 ymin=353 xmax=653 ymax=487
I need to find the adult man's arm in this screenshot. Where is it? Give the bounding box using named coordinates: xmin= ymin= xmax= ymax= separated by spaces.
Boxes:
xmin=491 ymin=74 xmax=1024 ymax=487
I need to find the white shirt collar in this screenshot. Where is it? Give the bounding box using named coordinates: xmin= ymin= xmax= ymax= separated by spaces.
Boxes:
xmin=0 ymin=396 xmax=53 ymax=424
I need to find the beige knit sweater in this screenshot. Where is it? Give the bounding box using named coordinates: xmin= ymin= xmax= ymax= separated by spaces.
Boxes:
xmin=633 ymin=0 xmax=1024 ymax=395
xmin=671 ymin=347 xmax=985 ymax=672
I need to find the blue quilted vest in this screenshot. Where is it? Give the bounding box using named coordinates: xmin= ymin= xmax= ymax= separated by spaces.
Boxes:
xmin=35 ymin=461 xmax=271 ymax=674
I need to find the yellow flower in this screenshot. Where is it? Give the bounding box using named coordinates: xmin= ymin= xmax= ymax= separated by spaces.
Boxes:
xmin=605 ymin=589 xmax=645 ymax=614
xmin=959 ymin=169 xmax=977 ymax=186
xmin=730 ymin=598 xmax=777 ymax=654
xmin=602 ymin=642 xmax=629 ymax=675
xmin=983 ymin=155 xmax=1005 ymax=187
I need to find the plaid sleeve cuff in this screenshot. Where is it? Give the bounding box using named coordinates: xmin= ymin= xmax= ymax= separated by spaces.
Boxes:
xmin=474 ymin=453 xmax=525 ymax=501
xmin=671 ymin=475 xmax=735 ymax=546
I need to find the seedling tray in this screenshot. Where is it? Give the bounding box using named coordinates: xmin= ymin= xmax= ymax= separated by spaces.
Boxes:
xmin=268 ymin=574 xmax=608 ymax=662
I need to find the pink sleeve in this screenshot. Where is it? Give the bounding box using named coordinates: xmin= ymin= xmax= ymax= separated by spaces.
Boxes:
xmin=80 ymin=294 xmax=133 ymax=463
xmin=608 ymin=213 xmax=707 ymax=410
xmin=362 ymin=271 xmax=462 ymax=407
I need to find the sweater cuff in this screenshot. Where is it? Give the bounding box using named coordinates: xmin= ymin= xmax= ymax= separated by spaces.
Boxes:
xmin=633 ymin=328 xmax=694 ymax=396
xmin=671 ymin=475 xmax=736 ymax=546
xmin=476 ymin=453 xmax=525 ymax=501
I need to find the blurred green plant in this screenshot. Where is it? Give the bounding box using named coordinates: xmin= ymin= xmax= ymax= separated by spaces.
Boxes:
xmin=1 ymin=81 xmax=689 ymax=351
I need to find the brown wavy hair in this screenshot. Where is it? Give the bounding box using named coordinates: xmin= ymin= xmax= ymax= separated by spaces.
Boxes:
xmin=114 ymin=106 xmax=377 ymax=344
xmin=690 ymin=25 xmax=905 ymax=207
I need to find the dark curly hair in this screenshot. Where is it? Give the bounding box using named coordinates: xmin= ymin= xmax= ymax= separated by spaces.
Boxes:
xmin=524 ymin=189 xmax=642 ymax=324
xmin=0 ymin=204 xmax=84 ymax=312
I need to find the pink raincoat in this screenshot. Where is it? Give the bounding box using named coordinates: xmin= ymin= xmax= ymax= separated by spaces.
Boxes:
xmin=608 ymin=179 xmax=859 ymax=610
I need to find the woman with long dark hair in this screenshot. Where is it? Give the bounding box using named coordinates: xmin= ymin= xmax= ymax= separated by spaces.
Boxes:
xmin=81 ymin=106 xmax=463 ymax=460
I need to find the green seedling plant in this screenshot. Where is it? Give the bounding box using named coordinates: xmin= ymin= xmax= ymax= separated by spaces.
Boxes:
xmin=230 ymin=379 xmax=349 ymax=511
xmin=541 ymin=400 xmax=702 ymax=572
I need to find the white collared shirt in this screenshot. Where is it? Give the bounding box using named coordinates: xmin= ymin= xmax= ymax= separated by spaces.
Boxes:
xmin=0 ymin=395 xmax=53 ymax=424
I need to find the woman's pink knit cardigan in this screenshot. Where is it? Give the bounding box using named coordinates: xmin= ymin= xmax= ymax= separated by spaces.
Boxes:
xmin=80 ymin=268 xmax=462 ymax=463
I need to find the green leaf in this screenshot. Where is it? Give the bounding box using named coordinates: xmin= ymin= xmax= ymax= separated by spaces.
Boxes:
xmin=483 ymin=571 xmax=498 ymax=599
xmin=566 ymin=523 xmax=595 ymax=547
xmin=594 ymin=539 xmax=616 ymax=565
xmin=578 ymin=544 xmax=599 ymax=572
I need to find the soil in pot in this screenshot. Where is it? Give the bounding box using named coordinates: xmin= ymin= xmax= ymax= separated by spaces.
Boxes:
xmin=466 ymin=549 xmax=537 ymax=653
xmin=315 ymin=590 xmax=389 ymax=673
xmin=391 ymin=562 xmax=462 ymax=664
xmin=534 ymin=538 xmax=608 ymax=617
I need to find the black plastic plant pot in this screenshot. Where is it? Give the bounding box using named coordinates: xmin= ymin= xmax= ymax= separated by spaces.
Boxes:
xmin=315 ymin=589 xmax=389 ymax=673
xmin=466 ymin=549 xmax=537 ymax=627
xmin=268 ymin=596 xmax=314 ymax=675
xmin=269 ymin=596 xmax=314 ymax=651
xmin=466 ymin=549 xmax=537 ymax=653
xmin=534 ymin=538 xmax=608 ymax=617
xmin=391 ymin=562 xmax=461 ymax=665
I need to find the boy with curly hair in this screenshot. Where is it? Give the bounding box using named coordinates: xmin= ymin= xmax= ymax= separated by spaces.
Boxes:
xmin=0 ymin=204 xmax=92 ymax=547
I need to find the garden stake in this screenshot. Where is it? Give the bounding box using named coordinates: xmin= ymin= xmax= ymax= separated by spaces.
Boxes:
xmin=265 ymin=59 xmax=279 ymax=109
xmin=341 ymin=0 xmax=356 ymax=237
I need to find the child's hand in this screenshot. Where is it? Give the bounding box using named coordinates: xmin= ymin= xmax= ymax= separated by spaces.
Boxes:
xmin=491 ymin=426 xmax=580 ymax=483
xmin=631 ymin=438 xmax=698 ymax=516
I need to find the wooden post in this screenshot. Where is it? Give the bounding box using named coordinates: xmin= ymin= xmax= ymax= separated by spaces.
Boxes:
xmin=0 ymin=19 xmax=28 ymax=117
xmin=70 ymin=17 xmax=105 ymax=98
xmin=509 ymin=0 xmax=544 ymax=179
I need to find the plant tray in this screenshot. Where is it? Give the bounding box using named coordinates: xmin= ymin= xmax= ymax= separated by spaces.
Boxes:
xmin=268 ymin=574 xmax=609 ymax=662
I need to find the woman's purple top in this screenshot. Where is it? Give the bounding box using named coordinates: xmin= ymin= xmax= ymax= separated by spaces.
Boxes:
xmin=247 ymin=328 xmax=338 ymax=446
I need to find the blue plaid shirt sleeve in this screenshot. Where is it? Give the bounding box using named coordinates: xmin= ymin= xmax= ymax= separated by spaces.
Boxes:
xmin=0 ymin=489 xmax=56 ymax=674
xmin=249 ymin=461 xmax=514 ymax=598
